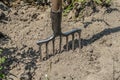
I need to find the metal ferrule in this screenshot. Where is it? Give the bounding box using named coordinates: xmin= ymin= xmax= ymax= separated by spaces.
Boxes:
xmin=50 ymin=10 xmax=62 ymax=36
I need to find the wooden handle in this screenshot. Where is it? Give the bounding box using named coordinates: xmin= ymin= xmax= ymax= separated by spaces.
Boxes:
xmin=51 ymin=0 xmax=62 ymax=11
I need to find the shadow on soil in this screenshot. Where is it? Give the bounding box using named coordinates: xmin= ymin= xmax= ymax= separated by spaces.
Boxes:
xmin=0 ymin=47 xmax=40 ymax=80
xmin=64 ymin=26 xmax=120 ymax=50
xmin=0 ymin=32 xmax=10 ymax=45
xmin=1 ymin=26 xmax=120 ymax=80
xmin=0 ymin=33 xmax=39 ymax=80
xmin=0 ymin=33 xmax=41 ymax=80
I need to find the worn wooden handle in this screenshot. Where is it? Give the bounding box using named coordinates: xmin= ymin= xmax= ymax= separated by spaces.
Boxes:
xmin=51 ymin=0 xmax=62 ymax=11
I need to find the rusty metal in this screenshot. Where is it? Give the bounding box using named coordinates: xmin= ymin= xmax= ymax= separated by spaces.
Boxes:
xmin=37 ymin=0 xmax=81 ymax=60
xmin=37 ymin=29 xmax=81 ymax=60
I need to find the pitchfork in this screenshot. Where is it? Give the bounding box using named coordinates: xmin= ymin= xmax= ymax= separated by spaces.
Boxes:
xmin=37 ymin=0 xmax=81 ymax=60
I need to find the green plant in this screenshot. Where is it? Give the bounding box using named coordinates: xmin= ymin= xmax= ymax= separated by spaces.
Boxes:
xmin=63 ymin=0 xmax=112 ymax=17
xmin=94 ymin=0 xmax=111 ymax=5
xmin=0 ymin=49 xmax=6 ymax=79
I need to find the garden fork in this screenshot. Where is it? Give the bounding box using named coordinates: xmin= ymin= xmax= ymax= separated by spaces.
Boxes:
xmin=37 ymin=0 xmax=81 ymax=60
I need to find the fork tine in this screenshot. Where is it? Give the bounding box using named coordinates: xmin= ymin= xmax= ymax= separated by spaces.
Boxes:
xmin=39 ymin=45 xmax=42 ymax=61
xmin=46 ymin=43 xmax=49 ymax=59
xmin=59 ymin=35 xmax=62 ymax=53
xmin=66 ymin=36 xmax=69 ymax=51
xmin=52 ymin=39 xmax=55 ymax=55
xmin=72 ymin=34 xmax=75 ymax=51
xmin=78 ymin=32 xmax=81 ymax=52
xmin=37 ymin=28 xmax=81 ymax=60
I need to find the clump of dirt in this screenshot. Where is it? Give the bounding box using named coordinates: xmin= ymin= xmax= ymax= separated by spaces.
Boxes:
xmin=0 ymin=0 xmax=120 ymax=80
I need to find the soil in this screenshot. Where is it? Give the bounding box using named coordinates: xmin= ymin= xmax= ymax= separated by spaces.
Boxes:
xmin=0 ymin=0 xmax=120 ymax=80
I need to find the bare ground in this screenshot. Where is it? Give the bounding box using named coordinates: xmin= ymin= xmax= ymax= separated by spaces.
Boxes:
xmin=0 ymin=0 xmax=120 ymax=80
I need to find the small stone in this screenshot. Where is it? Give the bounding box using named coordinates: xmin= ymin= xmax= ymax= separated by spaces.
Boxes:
xmin=67 ymin=11 xmax=75 ymax=19
xmin=32 ymin=13 xmax=39 ymax=19
xmin=14 ymin=11 xmax=18 ymax=15
xmin=0 ymin=32 xmax=5 ymax=38
xmin=53 ymin=58 xmax=59 ymax=64
xmin=20 ymin=72 xmax=32 ymax=80
xmin=0 ymin=10 xmax=5 ymax=20
xmin=0 ymin=2 xmax=9 ymax=11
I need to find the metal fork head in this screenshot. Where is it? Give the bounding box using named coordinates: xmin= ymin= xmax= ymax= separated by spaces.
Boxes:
xmin=37 ymin=28 xmax=81 ymax=60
